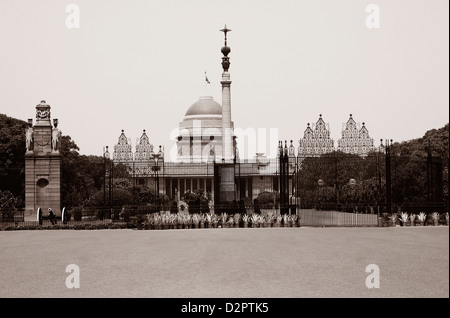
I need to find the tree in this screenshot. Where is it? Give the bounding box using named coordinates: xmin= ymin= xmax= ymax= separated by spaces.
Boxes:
xmin=182 ymin=189 xmax=211 ymax=214
xmin=0 ymin=190 xmax=21 ymax=220
xmin=256 ymin=191 xmax=279 ymax=209
xmin=85 ymin=188 xmax=133 ymax=207
xmin=0 ymin=114 xmax=27 ymax=198
xmin=60 ymin=136 xmax=107 ymax=208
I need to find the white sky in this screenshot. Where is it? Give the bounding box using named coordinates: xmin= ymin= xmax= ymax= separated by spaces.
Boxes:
xmin=0 ymin=0 xmax=448 ymax=159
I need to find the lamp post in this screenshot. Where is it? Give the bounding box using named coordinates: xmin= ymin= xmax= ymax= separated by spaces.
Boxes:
xmin=294 ymin=156 xmax=299 ymax=210
xmin=104 ymin=146 xmax=111 ymax=219
xmin=381 ymin=139 xmax=393 ymax=214
xmin=376 ymin=140 xmax=383 ymax=214
xmin=348 ymin=178 xmax=357 ymax=213
xmin=317 ymin=179 xmax=324 ymax=210
xmin=151 ymin=145 xmax=163 ymax=212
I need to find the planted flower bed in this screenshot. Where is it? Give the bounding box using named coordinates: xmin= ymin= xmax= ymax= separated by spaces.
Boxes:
xmin=377 ymin=211 xmax=448 ymax=227
xmin=134 ymin=211 xmax=301 ymax=230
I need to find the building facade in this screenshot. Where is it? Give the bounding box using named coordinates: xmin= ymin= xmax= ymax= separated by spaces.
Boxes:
xmin=112 ymin=27 xmax=296 ymax=207
xmin=298 ymin=114 xmax=335 ymax=157
xmin=112 ymin=28 xmax=378 ymax=210
xmin=337 ymin=114 xmax=375 ymax=156
xmin=298 ymin=114 xmax=375 ymax=158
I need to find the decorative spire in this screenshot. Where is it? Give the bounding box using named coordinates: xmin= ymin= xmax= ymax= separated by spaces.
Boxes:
xmin=220 ymin=25 xmax=231 ymax=71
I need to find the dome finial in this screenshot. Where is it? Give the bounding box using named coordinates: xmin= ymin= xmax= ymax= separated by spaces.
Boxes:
xmin=220 ymin=25 xmax=231 ymax=46
xmin=220 ymin=25 xmax=231 ymax=71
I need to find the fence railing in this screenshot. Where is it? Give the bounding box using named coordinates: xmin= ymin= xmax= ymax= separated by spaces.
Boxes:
xmin=298 ymin=209 xmax=378 ymax=227
xmin=1 ymin=206 xmax=447 ymax=229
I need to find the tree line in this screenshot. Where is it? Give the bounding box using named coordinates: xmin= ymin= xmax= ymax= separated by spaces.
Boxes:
xmin=0 ymin=113 xmax=448 ymax=213
xmin=294 ymin=124 xmax=448 ymax=212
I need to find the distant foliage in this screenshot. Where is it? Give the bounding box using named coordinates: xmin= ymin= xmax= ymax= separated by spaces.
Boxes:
xmin=0 ymin=114 xmax=28 ymax=201
xmin=295 ymin=124 xmax=449 ymax=210
xmin=0 ymin=113 xmax=448 ymax=211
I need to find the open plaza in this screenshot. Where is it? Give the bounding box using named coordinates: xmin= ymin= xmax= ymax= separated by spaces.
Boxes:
xmin=0 ymin=226 xmax=448 ymax=298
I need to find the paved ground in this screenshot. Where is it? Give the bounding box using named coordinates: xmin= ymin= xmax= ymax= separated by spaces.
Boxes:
xmin=0 ymin=226 xmax=448 ymax=298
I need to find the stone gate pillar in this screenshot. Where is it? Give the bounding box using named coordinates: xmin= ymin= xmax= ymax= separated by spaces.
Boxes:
xmin=24 ymin=100 xmax=61 ymax=220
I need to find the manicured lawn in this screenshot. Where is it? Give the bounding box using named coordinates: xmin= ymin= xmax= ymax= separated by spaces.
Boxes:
xmin=0 ymin=226 xmax=448 ymax=298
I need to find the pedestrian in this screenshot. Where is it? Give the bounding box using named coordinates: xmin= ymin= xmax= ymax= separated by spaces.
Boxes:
xmin=48 ymin=208 xmax=56 ymax=225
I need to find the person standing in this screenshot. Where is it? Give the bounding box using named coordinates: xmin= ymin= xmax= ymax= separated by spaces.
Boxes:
xmin=48 ymin=208 xmax=56 ymax=225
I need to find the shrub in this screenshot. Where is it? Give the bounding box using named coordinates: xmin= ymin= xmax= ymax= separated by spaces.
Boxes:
xmin=72 ymin=207 xmax=83 ymax=221
xmin=121 ymin=209 xmax=131 ymax=222
xmin=170 ymin=201 xmax=178 ymax=214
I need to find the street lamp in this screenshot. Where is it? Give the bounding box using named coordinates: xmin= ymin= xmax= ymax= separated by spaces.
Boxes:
xmin=317 ymin=179 xmax=324 ymax=210
xmin=348 ymin=178 xmax=357 ymax=213
xmin=380 ymin=139 xmax=393 ymax=214
xmin=151 ymin=145 xmax=163 ymax=211
xmin=103 ymin=146 xmax=110 ymax=218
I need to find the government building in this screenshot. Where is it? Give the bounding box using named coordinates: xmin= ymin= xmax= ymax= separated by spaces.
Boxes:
xmin=111 ymin=26 xmax=376 ymax=210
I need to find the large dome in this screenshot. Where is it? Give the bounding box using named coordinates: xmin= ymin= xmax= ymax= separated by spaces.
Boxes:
xmin=184 ymin=96 xmax=222 ymax=118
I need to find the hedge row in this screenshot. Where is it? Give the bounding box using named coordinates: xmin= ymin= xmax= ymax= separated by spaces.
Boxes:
xmin=0 ymin=222 xmax=131 ymax=231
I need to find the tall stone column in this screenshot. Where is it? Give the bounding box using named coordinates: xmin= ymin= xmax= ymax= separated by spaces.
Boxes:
xmin=220 ymin=25 xmax=233 ymax=162
xmin=24 ymin=100 xmax=61 ymax=220
xmin=219 ymin=25 xmax=236 ymax=203
xmin=221 ymin=72 xmax=232 ymax=161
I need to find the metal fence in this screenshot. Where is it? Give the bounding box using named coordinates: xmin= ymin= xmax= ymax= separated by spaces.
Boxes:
xmin=297 ymin=209 xmax=378 ymax=227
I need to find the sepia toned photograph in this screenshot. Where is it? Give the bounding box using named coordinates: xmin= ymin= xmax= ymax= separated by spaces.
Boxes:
xmin=0 ymin=0 xmax=448 ymax=307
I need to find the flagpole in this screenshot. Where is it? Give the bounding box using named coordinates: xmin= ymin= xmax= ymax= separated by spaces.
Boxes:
xmin=204 ymin=71 xmax=207 ymax=95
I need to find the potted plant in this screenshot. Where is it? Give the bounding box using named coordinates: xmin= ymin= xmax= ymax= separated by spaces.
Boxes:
xmin=446 ymin=212 xmax=449 ymax=226
xmin=430 ymin=212 xmax=440 ymax=226
xmin=183 ymin=214 xmax=191 ymax=229
xmin=242 ymin=214 xmax=249 ymax=228
xmin=290 ymin=214 xmax=299 ymax=227
xmin=251 ymin=214 xmax=260 ymax=228
xmin=226 ymin=216 xmax=235 ymax=228
xmin=233 ymin=213 xmax=240 ymax=228
xmin=205 ymin=213 xmax=213 ymax=228
xmin=275 ymin=215 xmax=282 ymax=227
xmin=170 ymin=213 xmax=177 ymax=229
xmin=259 ymin=215 xmax=267 ymax=228
xmin=191 ymin=213 xmax=200 ymax=229
xmin=282 ymin=214 xmax=290 ymax=227
xmin=399 ymin=212 xmax=409 ymax=227
xmin=155 ymin=214 xmax=163 ymax=230
xmin=199 ymin=214 xmax=205 ymax=229
xmin=212 ymin=214 xmax=219 ymax=228
xmin=218 ymin=212 xmax=228 ymax=228
xmin=409 ymin=213 xmax=416 ymax=227
xmin=161 ymin=212 xmax=171 ymax=230
xmin=417 ymin=212 xmax=426 ymax=226
xmin=380 ymin=213 xmax=390 ymax=227
xmin=173 ymin=213 xmax=183 ymax=229
xmin=265 ymin=214 xmax=274 ymax=227
xmin=388 ymin=213 xmax=398 ymax=227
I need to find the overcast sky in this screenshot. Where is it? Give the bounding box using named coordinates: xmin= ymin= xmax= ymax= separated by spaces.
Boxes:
xmin=0 ymin=0 xmax=448 ymax=159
